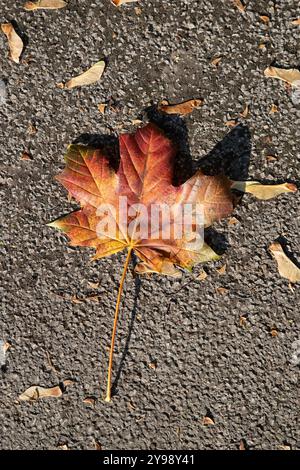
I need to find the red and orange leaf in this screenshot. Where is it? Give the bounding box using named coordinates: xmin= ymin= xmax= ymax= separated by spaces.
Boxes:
xmin=50 ymin=124 xmax=234 ymax=274
xmin=51 ymin=124 xmax=233 ymax=271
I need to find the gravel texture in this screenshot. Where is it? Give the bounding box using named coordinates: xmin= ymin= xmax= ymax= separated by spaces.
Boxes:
xmin=0 ymin=0 xmax=299 ymax=450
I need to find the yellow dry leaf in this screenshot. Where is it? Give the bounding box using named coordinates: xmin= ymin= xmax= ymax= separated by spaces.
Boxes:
xmin=1 ymin=23 xmax=24 ymax=63
xmin=269 ymin=242 xmax=300 ymax=283
xmin=24 ymin=0 xmax=67 ymax=10
xmin=112 ymin=0 xmax=139 ymax=6
xmin=231 ymin=181 xmax=297 ymax=200
xmin=197 ymin=270 xmax=208 ymax=281
xmin=239 ymin=316 xmax=247 ymax=327
xmin=264 ymin=66 xmax=300 ymax=87
xmin=216 ymin=287 xmax=229 ymax=295
xmin=259 ymin=15 xmax=270 ymax=23
xmin=258 ymin=43 xmax=267 ymax=50
xmin=291 ymin=19 xmax=300 ymax=25
xmin=158 ymin=98 xmax=203 ymax=115
xmin=217 ymin=264 xmax=227 ymax=275
xmin=65 ymin=60 xmax=105 ymax=89
xmin=98 ymin=103 xmax=107 ymax=114
xmin=19 ymin=380 xmax=73 ymax=401
xmin=210 ymin=56 xmax=222 ymax=67
xmin=228 ymin=217 xmax=239 ymax=225
xmin=232 ymin=0 xmax=245 ymax=13
xmin=225 ymin=119 xmax=238 ymax=127
xmin=202 ymin=416 xmax=215 ymax=425
xmin=270 ymin=328 xmax=278 ymax=337
xmin=131 ymin=119 xmax=143 ymax=125
xmin=269 ymin=103 xmax=278 ymax=114
xmin=239 ymin=103 xmax=249 ymax=118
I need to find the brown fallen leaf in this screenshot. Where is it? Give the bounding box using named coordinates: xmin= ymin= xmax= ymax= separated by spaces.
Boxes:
xmin=57 ymin=444 xmax=69 ymax=450
xmin=217 ymin=264 xmax=227 ymax=275
xmin=112 ymin=0 xmax=139 ymax=6
xmin=270 ymin=328 xmax=278 ymax=337
xmin=269 ymin=242 xmax=300 ymax=283
xmin=265 ymin=155 xmax=278 ymax=162
xmin=228 ymin=217 xmax=239 ymax=225
xmin=239 ymin=316 xmax=247 ymax=327
xmin=259 ymin=15 xmax=270 ymax=23
xmin=225 ymin=119 xmax=238 ymax=127
xmin=71 ymin=294 xmax=83 ymax=304
xmin=291 ymin=19 xmax=300 ymax=25
xmin=19 ymin=380 xmax=73 ymax=401
xmin=131 ymin=119 xmax=143 ymax=125
xmin=98 ymin=103 xmax=106 ymax=114
xmin=148 ymin=361 xmax=157 ymax=370
xmin=65 ymin=60 xmax=105 ymax=89
xmin=83 ymin=397 xmax=96 ymax=406
xmin=216 ymin=287 xmax=229 ymax=295
xmin=158 ymin=98 xmax=203 ymax=115
xmin=134 ymin=7 xmax=142 ymax=15
xmin=278 ymin=444 xmax=291 ymax=450
xmin=87 ymin=281 xmax=99 ymax=289
xmin=95 ymin=441 xmax=102 ymax=450
xmin=27 ymin=122 xmax=37 ymax=134
xmin=239 ymin=103 xmax=249 ymax=118
xmin=1 ymin=23 xmax=24 ymax=63
xmin=21 ymin=151 xmax=33 ymax=161
xmin=264 ymin=66 xmax=300 ymax=87
xmin=202 ymin=416 xmax=215 ymax=425
xmin=258 ymin=43 xmax=267 ymax=50
xmin=239 ymin=439 xmax=247 ymax=450
xmin=231 ymin=181 xmax=297 ymax=200
xmin=56 ymin=82 xmax=65 ymax=89
xmin=86 ymin=295 xmax=99 ymax=303
xmin=269 ymin=103 xmax=278 ymax=114
xmin=232 ymin=0 xmax=245 ymax=13
xmin=197 ymin=270 xmax=208 ymax=281
xmin=210 ymin=56 xmax=222 ymax=67
xmin=24 ymin=0 xmax=67 ymax=10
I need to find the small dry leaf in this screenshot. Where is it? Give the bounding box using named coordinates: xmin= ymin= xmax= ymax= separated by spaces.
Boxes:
xmin=264 ymin=66 xmax=300 ymax=87
xmin=19 ymin=380 xmax=72 ymax=401
xmin=239 ymin=439 xmax=247 ymax=450
xmin=134 ymin=7 xmax=142 ymax=15
xmin=1 ymin=23 xmax=24 ymax=63
xmin=239 ymin=316 xmax=247 ymax=327
xmin=259 ymin=15 xmax=270 ymax=23
xmin=56 ymin=82 xmax=65 ymax=89
xmin=112 ymin=0 xmax=139 ymax=6
xmin=231 ymin=181 xmax=297 ymax=200
xmin=203 ymin=416 xmax=215 ymax=425
xmin=269 ymin=242 xmax=300 ymax=283
xmin=269 ymin=103 xmax=279 ymax=114
xmin=27 ymin=122 xmax=37 ymax=134
xmin=291 ymin=19 xmax=300 ymax=25
xmin=148 ymin=361 xmax=157 ymax=370
xmin=225 ymin=119 xmax=238 ymax=127
xmin=86 ymin=295 xmax=99 ymax=303
xmin=0 ymin=340 xmax=11 ymax=367
xmin=232 ymin=0 xmax=245 ymax=13
xmin=210 ymin=56 xmax=222 ymax=67
xmin=197 ymin=270 xmax=208 ymax=281
xmin=87 ymin=281 xmax=99 ymax=289
xmin=24 ymin=0 xmax=67 ymax=10
xmin=71 ymin=294 xmax=83 ymax=304
xmin=83 ymin=397 xmax=96 ymax=406
xmin=131 ymin=119 xmax=143 ymax=125
xmin=258 ymin=43 xmax=267 ymax=50
xmin=95 ymin=441 xmax=102 ymax=450
xmin=98 ymin=103 xmax=106 ymax=114
xmin=21 ymin=151 xmax=33 ymax=161
xmin=239 ymin=103 xmax=249 ymax=118
xmin=65 ymin=61 xmax=105 ymax=89
xmin=265 ymin=155 xmax=278 ymax=162
xmin=158 ymin=98 xmax=203 ymax=115
xmin=278 ymin=444 xmax=291 ymax=450
xmin=216 ymin=287 xmax=229 ymax=295
xmin=270 ymin=328 xmax=278 ymax=337
xmin=57 ymin=444 xmax=69 ymax=450
xmin=217 ymin=264 xmax=227 ymax=275
xmin=228 ymin=217 xmax=239 ymax=225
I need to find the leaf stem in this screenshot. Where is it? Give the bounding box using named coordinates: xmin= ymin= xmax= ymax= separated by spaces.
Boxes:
xmin=105 ymin=247 xmax=132 ymax=402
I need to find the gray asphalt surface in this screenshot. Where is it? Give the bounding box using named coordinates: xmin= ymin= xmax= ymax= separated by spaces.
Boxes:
xmin=0 ymin=0 xmax=299 ymax=450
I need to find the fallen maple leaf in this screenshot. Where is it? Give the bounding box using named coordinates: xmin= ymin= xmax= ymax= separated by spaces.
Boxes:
xmin=269 ymin=242 xmax=300 ymax=283
xmin=19 ymin=380 xmax=73 ymax=401
xmin=49 ymin=123 xmax=234 ymax=401
xmin=64 ymin=60 xmax=105 ymax=89
xmin=158 ymin=99 xmax=203 ymax=116
xmin=264 ymin=66 xmax=300 ymax=87
xmin=231 ymin=181 xmax=297 ymax=200
xmin=24 ymin=0 xmax=67 ymax=10
xmin=112 ymin=0 xmax=139 ymax=6
xmin=1 ymin=23 xmax=24 ymax=63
